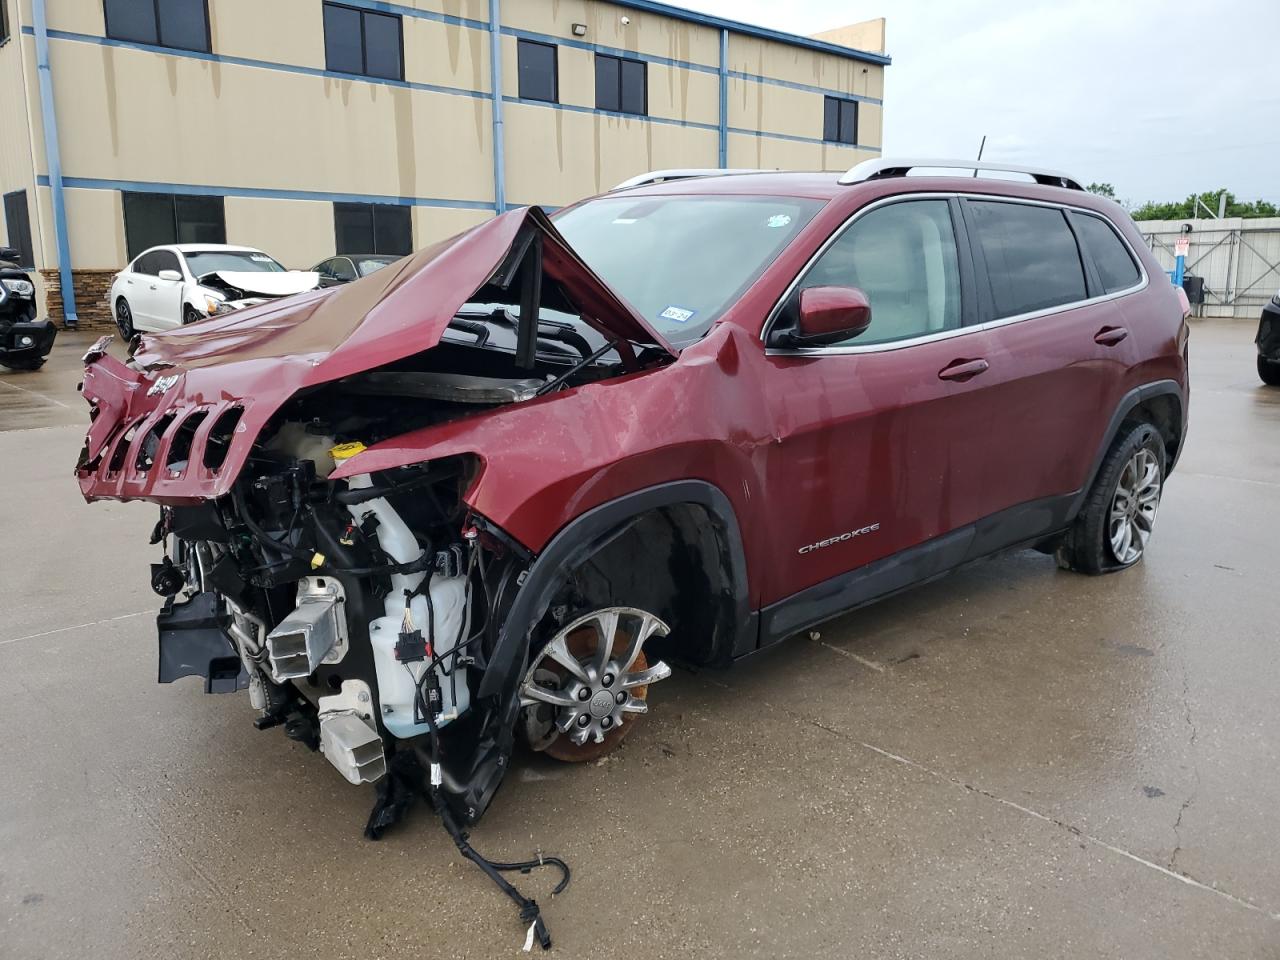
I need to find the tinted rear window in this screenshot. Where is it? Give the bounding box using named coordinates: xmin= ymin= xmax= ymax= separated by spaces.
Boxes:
xmin=1075 ymin=213 xmax=1141 ymax=293
xmin=968 ymin=201 xmax=1087 ymax=318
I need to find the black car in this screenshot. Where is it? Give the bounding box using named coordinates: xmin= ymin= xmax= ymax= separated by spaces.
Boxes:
xmin=1258 ymin=289 xmax=1280 ymax=385
xmin=0 ymin=247 xmax=56 ymax=372
xmin=310 ymin=254 xmax=399 ymax=287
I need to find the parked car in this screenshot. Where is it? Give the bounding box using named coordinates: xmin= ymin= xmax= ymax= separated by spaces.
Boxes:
xmin=108 ymin=244 xmax=320 ymax=338
xmin=311 ymin=254 xmax=400 ymax=286
xmin=0 ymin=246 xmax=56 ymax=372
xmin=75 ymin=160 xmax=1190 ymax=834
xmin=1257 ymin=288 xmax=1280 ymax=385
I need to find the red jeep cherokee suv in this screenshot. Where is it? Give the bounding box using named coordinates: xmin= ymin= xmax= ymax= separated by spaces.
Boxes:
xmin=77 ymin=159 xmax=1189 ymax=826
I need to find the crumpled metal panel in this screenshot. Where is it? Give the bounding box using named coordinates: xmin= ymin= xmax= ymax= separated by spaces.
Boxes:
xmin=75 ymin=207 xmax=676 ymax=504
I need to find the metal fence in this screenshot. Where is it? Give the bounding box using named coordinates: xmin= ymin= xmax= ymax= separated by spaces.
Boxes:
xmin=1136 ymin=217 xmax=1280 ymax=318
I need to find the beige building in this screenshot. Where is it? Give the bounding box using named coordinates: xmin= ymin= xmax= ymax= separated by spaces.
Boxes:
xmin=0 ymin=0 xmax=888 ymax=327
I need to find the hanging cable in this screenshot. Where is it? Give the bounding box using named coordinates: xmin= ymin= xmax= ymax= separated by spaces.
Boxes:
xmin=420 ymin=708 xmax=567 ymax=951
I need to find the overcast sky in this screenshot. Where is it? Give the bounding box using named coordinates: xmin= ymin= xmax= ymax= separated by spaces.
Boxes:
xmin=683 ymin=0 xmax=1280 ymax=205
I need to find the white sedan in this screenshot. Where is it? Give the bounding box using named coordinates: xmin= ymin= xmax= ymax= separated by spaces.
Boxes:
xmin=108 ymin=244 xmax=320 ymax=338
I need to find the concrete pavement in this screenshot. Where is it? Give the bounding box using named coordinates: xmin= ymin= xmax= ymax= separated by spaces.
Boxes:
xmin=1 ymin=319 xmax=1277 ymax=959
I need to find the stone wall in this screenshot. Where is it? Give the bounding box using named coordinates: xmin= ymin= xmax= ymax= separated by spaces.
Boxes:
xmin=39 ymin=269 xmax=118 ymax=330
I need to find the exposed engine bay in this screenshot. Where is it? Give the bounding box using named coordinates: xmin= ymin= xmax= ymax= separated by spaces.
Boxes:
xmin=148 ymin=292 xmax=646 ymax=817
xmin=76 ymin=209 xmax=686 ymax=948
xmin=197 ymin=269 xmax=321 ymax=314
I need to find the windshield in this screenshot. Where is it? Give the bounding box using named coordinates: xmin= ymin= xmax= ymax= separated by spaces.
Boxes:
xmin=355 ymin=256 xmax=398 ymax=277
xmin=186 ymin=251 xmax=286 ymax=276
xmin=553 ymin=194 xmax=823 ymax=343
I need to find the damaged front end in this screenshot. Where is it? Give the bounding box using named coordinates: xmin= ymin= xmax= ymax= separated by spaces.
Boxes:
xmin=150 ymin=445 xmax=518 ymax=818
xmin=76 ymin=207 xmax=677 ymax=828
xmin=197 ymin=268 xmax=321 ymax=316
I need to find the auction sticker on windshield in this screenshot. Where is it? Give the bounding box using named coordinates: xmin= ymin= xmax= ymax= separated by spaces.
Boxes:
xmin=659 ymin=305 xmax=696 ymax=324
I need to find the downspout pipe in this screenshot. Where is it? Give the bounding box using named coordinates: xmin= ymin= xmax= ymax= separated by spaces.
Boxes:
xmin=32 ymin=0 xmax=78 ymax=327
xmin=718 ymin=28 xmax=728 ymax=169
xmin=488 ymin=0 xmax=506 ymax=214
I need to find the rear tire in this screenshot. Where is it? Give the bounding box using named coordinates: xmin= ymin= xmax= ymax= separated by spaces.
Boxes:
xmin=1259 ymin=355 xmax=1280 ymax=386
xmin=1057 ymin=421 xmax=1165 ymax=575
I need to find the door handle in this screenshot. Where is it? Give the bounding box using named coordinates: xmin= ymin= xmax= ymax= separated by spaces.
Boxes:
xmin=938 ymin=358 xmax=989 ymax=382
xmin=149 ymin=285 xmax=157 ymax=291
xmin=1094 ymin=325 xmax=1129 ymax=346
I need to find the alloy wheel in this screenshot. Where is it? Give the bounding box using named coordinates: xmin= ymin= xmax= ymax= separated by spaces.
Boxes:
xmin=519 ymin=607 xmax=671 ymax=762
xmin=115 ymin=299 xmax=135 ymax=340
xmin=1108 ymin=447 xmax=1161 ymax=564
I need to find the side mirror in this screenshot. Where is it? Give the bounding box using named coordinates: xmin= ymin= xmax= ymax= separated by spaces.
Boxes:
xmin=158 ymin=269 xmax=183 ymax=282
xmin=0 ymin=246 xmax=19 ymax=262
xmin=789 ymin=286 xmax=871 ymax=347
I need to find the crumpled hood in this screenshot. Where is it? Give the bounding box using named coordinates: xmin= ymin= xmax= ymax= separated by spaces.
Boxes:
xmin=205 ymin=270 xmax=320 ymax=298
xmin=76 ymin=206 xmax=677 ymax=504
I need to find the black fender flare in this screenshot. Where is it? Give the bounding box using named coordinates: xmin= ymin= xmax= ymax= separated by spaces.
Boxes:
xmin=1068 ymin=379 xmax=1184 ymax=521
xmin=477 ymin=479 xmax=754 ymax=700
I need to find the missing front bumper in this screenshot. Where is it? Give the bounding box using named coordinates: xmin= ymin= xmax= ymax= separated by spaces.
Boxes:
xmin=156 ymin=592 xmax=247 ymax=694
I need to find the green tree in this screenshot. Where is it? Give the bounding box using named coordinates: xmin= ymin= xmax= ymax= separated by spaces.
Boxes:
xmin=1086 ymin=182 xmax=1116 ymax=199
xmin=1131 ymin=188 xmax=1280 ymax=221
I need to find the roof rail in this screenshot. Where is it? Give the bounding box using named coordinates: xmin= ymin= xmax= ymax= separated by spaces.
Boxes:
xmin=611 ymin=168 xmax=769 ymax=191
xmin=838 ymin=157 xmax=1084 ymax=191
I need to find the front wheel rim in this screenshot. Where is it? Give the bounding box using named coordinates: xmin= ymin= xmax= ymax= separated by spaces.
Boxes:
xmin=519 ymin=607 xmax=671 ymax=759
xmin=116 ymin=302 xmax=133 ymax=336
xmin=1108 ymin=447 xmax=1161 ymax=564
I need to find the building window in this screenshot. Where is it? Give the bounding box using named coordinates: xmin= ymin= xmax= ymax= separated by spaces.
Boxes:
xmin=323 ymin=2 xmax=403 ymax=81
xmin=3 ymin=191 xmax=34 ymax=268
xmin=518 ymin=39 xmax=558 ymax=103
xmin=122 ymin=192 xmax=226 ymax=259
xmin=823 ymin=96 xmax=859 ymax=145
xmin=595 ymin=53 xmax=646 ymax=116
xmin=103 ymin=0 xmax=211 ymax=53
xmin=334 ymin=203 xmax=412 ymax=256
xmin=0 ymin=0 xmax=10 ymax=45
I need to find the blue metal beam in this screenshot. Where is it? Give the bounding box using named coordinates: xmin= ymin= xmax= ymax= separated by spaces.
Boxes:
xmin=37 ymin=175 xmax=496 ymax=211
xmin=31 ymin=0 xmax=77 ymax=327
xmin=489 ymin=0 xmax=506 ymax=214
xmin=718 ymin=28 xmax=728 ymax=168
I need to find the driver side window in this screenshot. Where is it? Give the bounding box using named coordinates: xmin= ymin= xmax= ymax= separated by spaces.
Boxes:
xmin=801 ymin=199 xmax=962 ymax=346
xmin=152 ymin=250 xmax=181 ymax=276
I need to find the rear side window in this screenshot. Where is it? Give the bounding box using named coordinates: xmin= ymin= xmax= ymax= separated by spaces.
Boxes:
xmin=967 ymin=201 xmax=1087 ymax=318
xmin=1074 ymin=213 xmax=1141 ymax=293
